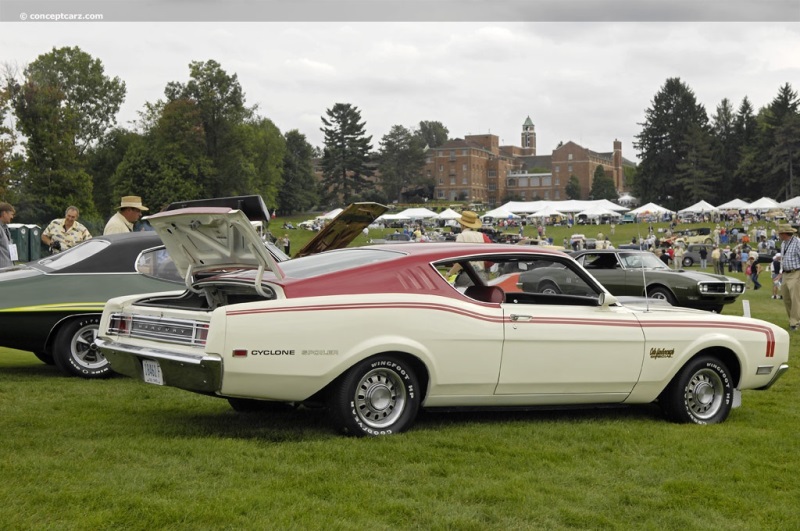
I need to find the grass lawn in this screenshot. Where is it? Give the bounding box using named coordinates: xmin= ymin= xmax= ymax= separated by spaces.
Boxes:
xmin=2 ymin=216 xmax=798 ymax=529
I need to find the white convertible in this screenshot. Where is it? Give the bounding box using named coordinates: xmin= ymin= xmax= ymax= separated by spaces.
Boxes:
xmin=97 ymin=207 xmax=790 ymax=436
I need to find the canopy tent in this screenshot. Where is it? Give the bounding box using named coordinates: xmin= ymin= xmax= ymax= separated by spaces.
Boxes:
xmin=780 ymin=196 xmax=800 ymax=209
xmin=594 ymin=199 xmax=629 ymax=212
xmin=527 ymin=203 xmax=565 ymax=218
xmin=678 ymin=200 xmax=718 ymax=214
xmin=482 ymin=207 xmax=520 ymax=219
xmin=436 ymin=208 xmax=462 ymax=220
xmin=617 ymin=193 xmax=637 ymax=206
xmin=394 ymin=207 xmax=438 ymax=219
xmin=627 ymin=202 xmax=675 ymax=216
xmin=376 ymin=213 xmax=410 ymax=221
xmin=575 ymin=205 xmax=623 ymax=219
xmin=715 ymin=198 xmax=750 ymax=210
xmin=747 ymin=197 xmax=780 ymax=210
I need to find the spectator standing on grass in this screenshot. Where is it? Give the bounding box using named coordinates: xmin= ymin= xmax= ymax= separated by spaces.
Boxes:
xmin=772 ymin=253 xmax=783 ymax=299
xmin=673 ymin=244 xmax=684 ymax=270
xmin=711 ymin=246 xmax=721 ymax=274
xmin=699 ymin=246 xmax=708 ymax=269
xmin=0 ymin=202 xmax=15 ymax=268
xmin=778 ymin=224 xmax=800 ymax=330
xmin=41 ymin=206 xmax=92 ymax=254
xmin=449 ymin=211 xmax=491 ymax=286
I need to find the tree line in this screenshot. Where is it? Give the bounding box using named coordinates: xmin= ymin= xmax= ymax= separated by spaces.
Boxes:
xmin=1 ymin=47 xmax=798 ymax=231
xmin=634 ymin=77 xmax=800 ymax=211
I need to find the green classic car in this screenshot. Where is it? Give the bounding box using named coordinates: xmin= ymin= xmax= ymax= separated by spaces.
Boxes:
xmin=519 ymin=249 xmax=745 ymax=312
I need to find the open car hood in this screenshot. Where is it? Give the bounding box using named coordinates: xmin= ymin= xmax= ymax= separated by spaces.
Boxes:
xmin=146 ymin=207 xmax=284 ymax=290
xmin=294 ymin=202 xmax=388 ymax=257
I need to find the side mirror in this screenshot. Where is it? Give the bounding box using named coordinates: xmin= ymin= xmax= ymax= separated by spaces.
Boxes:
xmin=598 ymin=292 xmax=619 ymax=307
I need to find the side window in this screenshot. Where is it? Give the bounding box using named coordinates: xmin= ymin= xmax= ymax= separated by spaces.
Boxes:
xmin=136 ymin=248 xmax=182 ymax=283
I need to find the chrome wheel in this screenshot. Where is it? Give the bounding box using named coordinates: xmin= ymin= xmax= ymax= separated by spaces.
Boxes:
xmin=683 ymin=368 xmax=724 ymax=420
xmin=70 ymin=323 xmax=105 ymax=370
xmin=353 ymin=368 xmax=407 ymax=429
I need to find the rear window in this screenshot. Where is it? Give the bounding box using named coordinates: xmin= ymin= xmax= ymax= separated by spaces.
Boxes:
xmin=280 ymin=248 xmax=404 ymax=278
xmin=35 ymin=240 xmax=110 ymax=271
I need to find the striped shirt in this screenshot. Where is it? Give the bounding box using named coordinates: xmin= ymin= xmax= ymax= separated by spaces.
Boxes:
xmin=781 ymin=235 xmax=800 ymax=272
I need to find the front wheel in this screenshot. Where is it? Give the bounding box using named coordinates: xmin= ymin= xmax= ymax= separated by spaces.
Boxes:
xmin=329 ymin=355 xmax=420 ymax=436
xmin=682 ymin=257 xmax=694 ymax=267
xmin=52 ymin=317 xmax=111 ymax=379
xmin=660 ymin=355 xmax=734 ymax=424
xmin=647 ymin=286 xmax=677 ymax=305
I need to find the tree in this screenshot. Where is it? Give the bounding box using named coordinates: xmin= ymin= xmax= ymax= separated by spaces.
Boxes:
xmin=236 ymin=117 xmax=286 ymax=208
xmin=0 ymin=79 xmax=17 ymax=200
xmin=710 ymin=98 xmax=737 ymax=200
xmin=765 ymin=84 xmax=800 ymax=199
xmin=8 ymin=46 xmax=125 ymax=222
xmin=565 ymin=175 xmax=581 ymax=199
xmin=86 ymin=127 xmax=140 ymax=222
xmin=378 ymin=124 xmax=428 ymax=203
xmin=674 ymin=124 xmax=719 ymax=203
xmin=415 ymin=120 xmax=449 ymax=148
xmin=634 ymin=77 xmax=709 ymax=209
xmin=320 ymin=103 xmax=372 ymax=205
xmin=165 ymin=60 xmax=253 ymax=198
xmin=278 ymin=130 xmax=319 ymax=215
xmin=589 ymin=165 xmax=618 ymax=200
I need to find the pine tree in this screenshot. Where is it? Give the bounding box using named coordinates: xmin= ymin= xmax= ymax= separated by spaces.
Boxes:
xmin=320 ymin=103 xmax=372 ymax=205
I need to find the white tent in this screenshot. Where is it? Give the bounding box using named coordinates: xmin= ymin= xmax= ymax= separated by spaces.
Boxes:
xmin=679 ymin=200 xmax=718 ymax=214
xmin=376 ymin=213 xmax=410 ymax=222
xmin=437 ymin=208 xmax=462 ymax=220
xmin=780 ymin=196 xmax=800 ymax=209
xmin=716 ymin=198 xmax=750 ymax=210
xmin=482 ymin=207 xmax=520 ymax=219
xmin=395 ymin=207 xmax=438 ymax=219
xmin=576 ymin=205 xmax=622 ymax=219
xmin=747 ymin=197 xmax=780 ymax=210
xmin=527 ymin=203 xmax=565 ymax=218
xmin=627 ymin=202 xmax=675 ymax=216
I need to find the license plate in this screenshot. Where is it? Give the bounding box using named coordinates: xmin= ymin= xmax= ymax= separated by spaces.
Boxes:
xmin=142 ymin=359 xmax=164 ymax=385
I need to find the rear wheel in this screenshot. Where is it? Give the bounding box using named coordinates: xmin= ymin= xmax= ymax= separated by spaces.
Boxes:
xmin=329 ymin=355 xmax=420 ymax=436
xmin=539 ymin=281 xmax=561 ymax=294
xmin=660 ymin=355 xmax=733 ymax=424
xmin=682 ymin=257 xmax=694 ymax=267
xmin=52 ymin=317 xmax=111 ymax=379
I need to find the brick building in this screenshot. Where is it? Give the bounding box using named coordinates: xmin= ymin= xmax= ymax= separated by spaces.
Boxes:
xmin=427 ymin=116 xmax=634 ymax=207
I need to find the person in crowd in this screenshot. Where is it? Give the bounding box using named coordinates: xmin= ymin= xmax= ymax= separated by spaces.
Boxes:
xmin=746 ymin=256 xmax=761 ymax=290
xmin=281 ymin=234 xmax=291 ymax=255
xmin=673 ymin=243 xmax=684 ymax=270
xmin=41 ymin=206 xmax=92 ymax=253
xmin=771 ymin=253 xmax=783 ymax=299
xmin=656 ymin=248 xmax=670 ymax=267
xmin=777 ymin=224 xmax=800 ymax=330
xmin=0 ymin=202 xmax=15 ymax=268
xmin=711 ymin=246 xmax=721 ymax=274
xmin=698 ymin=245 xmax=708 ymax=269
xmin=104 ymin=196 xmax=148 ymax=235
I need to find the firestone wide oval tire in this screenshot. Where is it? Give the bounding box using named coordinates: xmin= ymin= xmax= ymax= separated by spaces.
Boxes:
xmin=660 ymin=355 xmax=734 ymax=425
xmin=52 ymin=316 xmax=112 ymax=379
xmin=330 ymin=355 xmax=421 ymax=437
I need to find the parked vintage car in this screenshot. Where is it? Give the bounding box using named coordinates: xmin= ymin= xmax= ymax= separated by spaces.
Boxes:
xmin=0 ymin=232 xmax=185 ymax=378
xmin=561 ymin=249 xmax=745 ymax=312
xmin=95 ymin=207 xmax=788 ymax=436
xmin=0 ymin=198 xmax=385 ymax=379
xmin=682 ymin=244 xmax=713 ymax=267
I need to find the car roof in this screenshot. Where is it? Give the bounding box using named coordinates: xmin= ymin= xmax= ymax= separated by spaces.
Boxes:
xmin=34 ymin=232 xmax=163 ymax=274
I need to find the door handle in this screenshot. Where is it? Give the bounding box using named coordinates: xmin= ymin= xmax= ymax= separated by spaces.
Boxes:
xmin=510 ymin=314 xmax=533 ymax=322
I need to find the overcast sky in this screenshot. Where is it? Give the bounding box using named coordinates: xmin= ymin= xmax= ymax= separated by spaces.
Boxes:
xmin=1 ymin=2 xmax=799 ymax=164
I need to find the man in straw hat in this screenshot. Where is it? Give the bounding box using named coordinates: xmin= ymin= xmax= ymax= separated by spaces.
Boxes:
xmin=103 ymin=196 xmax=149 ymax=235
xmin=448 ymin=210 xmax=491 ymax=286
xmin=777 ymin=224 xmax=800 ymax=330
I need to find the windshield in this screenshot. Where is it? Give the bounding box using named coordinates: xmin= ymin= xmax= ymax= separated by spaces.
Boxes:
xmin=619 ymin=252 xmax=670 ymax=270
xmin=279 ymin=247 xmax=404 ymax=279
xmin=35 ymin=240 xmax=110 ymax=271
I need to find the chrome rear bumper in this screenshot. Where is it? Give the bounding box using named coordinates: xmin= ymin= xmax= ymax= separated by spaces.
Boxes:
xmin=96 ymin=338 xmax=222 ymax=393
